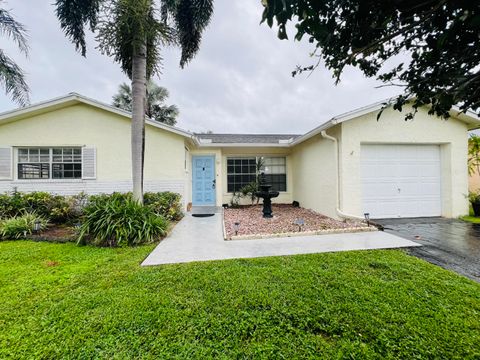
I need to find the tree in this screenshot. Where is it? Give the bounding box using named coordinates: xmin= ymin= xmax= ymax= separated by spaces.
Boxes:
xmin=261 ymin=0 xmax=480 ymax=119
xmin=468 ymin=134 xmax=480 ymax=176
xmin=0 ymin=4 xmax=29 ymax=106
xmin=112 ymin=80 xmax=179 ymax=126
xmin=55 ymin=0 xmax=213 ymax=203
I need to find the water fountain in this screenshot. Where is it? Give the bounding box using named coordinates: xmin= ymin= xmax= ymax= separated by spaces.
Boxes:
xmin=255 ymin=172 xmax=280 ymax=218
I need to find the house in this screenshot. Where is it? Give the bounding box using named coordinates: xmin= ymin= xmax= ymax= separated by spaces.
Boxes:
xmin=1 ymin=93 xmax=479 ymax=219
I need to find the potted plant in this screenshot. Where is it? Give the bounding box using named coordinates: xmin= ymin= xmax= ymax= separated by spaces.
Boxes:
xmin=468 ymin=191 xmax=480 ymax=217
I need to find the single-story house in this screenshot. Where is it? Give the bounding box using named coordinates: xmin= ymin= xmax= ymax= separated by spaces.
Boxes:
xmin=1 ymin=93 xmax=479 ymax=219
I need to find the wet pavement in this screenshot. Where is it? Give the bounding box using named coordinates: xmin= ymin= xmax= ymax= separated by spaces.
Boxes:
xmin=374 ymin=218 xmax=480 ymax=282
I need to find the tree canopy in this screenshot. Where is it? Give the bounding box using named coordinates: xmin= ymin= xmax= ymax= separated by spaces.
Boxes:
xmin=261 ymin=0 xmax=480 ymax=119
xmin=0 ymin=4 xmax=29 ymax=106
xmin=55 ymin=0 xmax=214 ymax=203
xmin=112 ymin=81 xmax=179 ymax=126
xmin=55 ymin=0 xmax=214 ymax=77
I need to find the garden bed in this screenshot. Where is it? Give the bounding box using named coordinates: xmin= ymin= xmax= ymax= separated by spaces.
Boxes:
xmin=223 ymin=204 xmax=374 ymax=240
xmin=31 ymin=225 xmax=78 ymax=243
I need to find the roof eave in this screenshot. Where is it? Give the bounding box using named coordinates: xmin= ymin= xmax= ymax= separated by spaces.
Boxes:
xmin=0 ymin=92 xmax=194 ymax=139
xmin=196 ymin=142 xmax=291 ymax=148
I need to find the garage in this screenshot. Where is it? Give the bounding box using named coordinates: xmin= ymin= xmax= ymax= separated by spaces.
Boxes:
xmin=360 ymin=144 xmax=442 ymax=218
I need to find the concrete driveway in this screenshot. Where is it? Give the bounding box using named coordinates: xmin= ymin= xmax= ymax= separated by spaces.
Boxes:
xmin=374 ymin=218 xmax=480 ymax=282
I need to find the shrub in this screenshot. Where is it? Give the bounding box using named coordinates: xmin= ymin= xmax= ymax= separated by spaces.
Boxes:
xmin=239 ymin=182 xmax=259 ymax=205
xmin=0 ymin=191 xmax=85 ymax=223
xmin=0 ymin=213 xmax=49 ymax=240
xmin=468 ymin=190 xmax=480 ymax=204
xmin=229 ymin=191 xmax=242 ymax=208
xmin=79 ymin=194 xmax=169 ymax=247
xmin=144 ymin=192 xmax=183 ymax=221
xmin=0 ymin=191 xmax=30 ymax=218
xmin=48 ymin=193 xmax=87 ymax=224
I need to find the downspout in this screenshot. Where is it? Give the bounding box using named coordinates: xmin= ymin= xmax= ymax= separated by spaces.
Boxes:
xmin=320 ymin=130 xmax=364 ymax=220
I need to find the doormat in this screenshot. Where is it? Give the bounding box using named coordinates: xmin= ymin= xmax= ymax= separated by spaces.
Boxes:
xmin=192 ymin=214 xmax=215 ymax=218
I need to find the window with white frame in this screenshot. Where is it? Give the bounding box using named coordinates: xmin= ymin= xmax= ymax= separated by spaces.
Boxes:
xmin=226 ymin=156 xmax=287 ymax=192
xmin=17 ymin=148 xmax=82 ymax=180
xmin=227 ymin=158 xmax=257 ymax=192
xmin=263 ymin=157 xmax=287 ymax=192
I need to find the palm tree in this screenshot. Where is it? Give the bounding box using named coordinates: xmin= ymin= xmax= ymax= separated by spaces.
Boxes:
xmin=112 ymin=80 xmax=179 ymax=126
xmin=0 ymin=4 xmax=29 ymax=106
xmin=55 ymin=0 xmax=213 ymax=203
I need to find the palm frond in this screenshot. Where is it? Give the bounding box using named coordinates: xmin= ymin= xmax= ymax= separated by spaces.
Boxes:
xmin=0 ymin=49 xmax=29 ymax=106
xmin=0 ymin=7 xmax=29 ymax=55
xmin=96 ymin=0 xmax=175 ymax=78
xmin=111 ymin=79 xmax=179 ymax=125
xmin=147 ymin=80 xmax=168 ymax=103
xmin=112 ymin=82 xmax=132 ymax=111
xmin=152 ymin=104 xmax=178 ymax=125
xmin=55 ymin=0 xmax=103 ymax=56
xmin=172 ymin=0 xmax=214 ymax=68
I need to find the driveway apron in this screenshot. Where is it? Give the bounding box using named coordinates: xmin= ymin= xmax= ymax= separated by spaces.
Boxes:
xmin=374 ymin=218 xmax=480 ymax=282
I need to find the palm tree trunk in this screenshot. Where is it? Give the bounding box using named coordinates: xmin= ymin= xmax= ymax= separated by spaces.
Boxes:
xmin=131 ymin=42 xmax=147 ymax=204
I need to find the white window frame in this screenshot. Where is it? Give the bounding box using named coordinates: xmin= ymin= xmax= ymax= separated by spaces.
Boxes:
xmin=16 ymin=147 xmax=82 ymax=181
xmin=226 ymin=156 xmax=287 ymax=193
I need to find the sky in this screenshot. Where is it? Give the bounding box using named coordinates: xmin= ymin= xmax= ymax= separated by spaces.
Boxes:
xmin=1 ymin=0 xmax=401 ymax=134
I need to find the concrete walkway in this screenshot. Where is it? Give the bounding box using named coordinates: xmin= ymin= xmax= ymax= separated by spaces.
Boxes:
xmin=142 ymin=213 xmax=421 ymax=266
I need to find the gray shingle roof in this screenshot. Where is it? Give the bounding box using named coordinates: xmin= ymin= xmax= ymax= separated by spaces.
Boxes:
xmin=194 ymin=133 xmax=300 ymax=144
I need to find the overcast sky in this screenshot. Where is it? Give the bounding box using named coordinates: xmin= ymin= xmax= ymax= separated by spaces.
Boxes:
xmin=1 ymin=0 xmax=401 ymax=134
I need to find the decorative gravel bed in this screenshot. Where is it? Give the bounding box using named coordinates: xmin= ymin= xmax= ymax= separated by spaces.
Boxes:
xmin=224 ymin=204 xmax=374 ymax=240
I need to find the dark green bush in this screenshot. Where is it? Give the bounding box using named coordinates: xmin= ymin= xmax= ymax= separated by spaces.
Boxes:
xmin=48 ymin=194 xmax=85 ymax=224
xmin=0 ymin=192 xmax=27 ymax=218
xmin=0 ymin=191 xmax=85 ymax=223
xmin=79 ymin=194 xmax=169 ymax=247
xmin=0 ymin=213 xmax=49 ymax=240
xmin=144 ymin=192 xmax=183 ymax=221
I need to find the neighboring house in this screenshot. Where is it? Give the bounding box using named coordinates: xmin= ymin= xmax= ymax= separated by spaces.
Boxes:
xmin=469 ymin=170 xmax=480 ymax=192
xmin=1 ymin=93 xmax=479 ymax=219
xmin=468 ymin=137 xmax=480 ymax=192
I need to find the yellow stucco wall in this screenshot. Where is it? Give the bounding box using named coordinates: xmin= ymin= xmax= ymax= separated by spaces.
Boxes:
xmin=0 ymin=103 xmax=187 ymax=181
xmin=290 ymin=128 xmax=339 ymax=219
xmin=0 ymin=100 xmax=471 ymax=218
xmin=188 ymin=147 xmax=293 ymax=207
xmin=340 ymin=106 xmax=469 ymax=217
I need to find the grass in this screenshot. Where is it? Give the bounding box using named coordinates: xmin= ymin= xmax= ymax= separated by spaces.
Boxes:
xmin=460 ymin=215 xmax=480 ymax=224
xmin=459 ymin=206 xmax=480 ymax=223
xmin=1 ymin=242 xmax=479 ymax=359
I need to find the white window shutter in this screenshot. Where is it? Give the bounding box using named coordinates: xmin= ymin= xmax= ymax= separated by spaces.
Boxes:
xmin=0 ymin=147 xmax=12 ymax=180
xmin=82 ymin=147 xmax=96 ymax=179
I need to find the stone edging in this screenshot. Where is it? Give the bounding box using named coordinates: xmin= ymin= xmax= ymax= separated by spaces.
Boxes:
xmin=224 ymin=225 xmax=377 ymax=241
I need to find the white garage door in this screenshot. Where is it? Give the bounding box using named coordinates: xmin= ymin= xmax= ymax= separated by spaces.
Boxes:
xmin=361 ymin=144 xmax=441 ymax=218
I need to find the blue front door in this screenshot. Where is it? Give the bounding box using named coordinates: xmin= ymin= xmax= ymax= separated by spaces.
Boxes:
xmin=192 ymin=156 xmax=216 ymax=205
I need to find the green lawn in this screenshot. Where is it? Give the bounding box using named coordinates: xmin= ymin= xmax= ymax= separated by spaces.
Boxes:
xmin=1 ymin=242 xmax=479 ymax=359
xmin=460 ymin=206 xmax=480 ymax=223
xmin=460 ymin=215 xmax=480 ymax=224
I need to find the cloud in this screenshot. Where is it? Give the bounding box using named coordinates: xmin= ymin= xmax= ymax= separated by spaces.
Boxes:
xmin=0 ymin=0 xmax=401 ymax=134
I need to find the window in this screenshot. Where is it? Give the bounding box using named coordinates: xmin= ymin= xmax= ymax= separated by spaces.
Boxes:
xmin=227 ymin=158 xmax=257 ymax=192
xmin=17 ymin=148 xmax=82 ymax=180
xmin=18 ymin=148 xmax=50 ymax=179
xmin=52 ymin=148 xmax=82 ymax=179
xmin=263 ymin=157 xmax=287 ymax=192
xmin=226 ymin=156 xmax=287 ymax=192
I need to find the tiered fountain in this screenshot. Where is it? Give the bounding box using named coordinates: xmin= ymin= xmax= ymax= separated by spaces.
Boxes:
xmin=255 ymin=172 xmax=279 ymax=218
